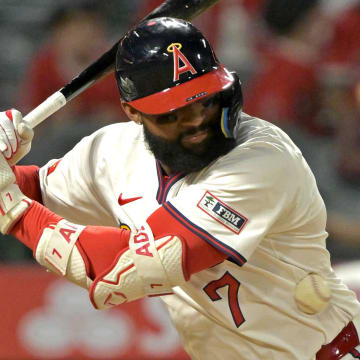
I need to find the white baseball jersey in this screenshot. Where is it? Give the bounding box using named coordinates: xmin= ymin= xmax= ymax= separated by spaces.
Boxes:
xmin=39 ymin=114 xmax=360 ymax=359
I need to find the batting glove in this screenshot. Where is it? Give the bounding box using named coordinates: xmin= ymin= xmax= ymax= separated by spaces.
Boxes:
xmin=0 ymin=153 xmax=32 ymax=234
xmin=0 ymin=109 xmax=34 ymax=165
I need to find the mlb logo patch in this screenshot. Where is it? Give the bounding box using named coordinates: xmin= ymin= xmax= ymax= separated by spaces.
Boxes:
xmin=197 ymin=191 xmax=247 ymax=234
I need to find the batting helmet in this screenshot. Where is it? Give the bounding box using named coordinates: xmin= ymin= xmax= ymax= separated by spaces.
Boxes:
xmin=115 ymin=17 xmax=235 ymax=115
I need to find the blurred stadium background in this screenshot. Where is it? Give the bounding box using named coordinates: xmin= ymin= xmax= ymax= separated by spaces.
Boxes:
xmin=0 ymin=0 xmax=358 ymax=359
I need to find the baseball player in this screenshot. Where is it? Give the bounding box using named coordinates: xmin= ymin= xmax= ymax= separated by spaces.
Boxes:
xmin=0 ymin=17 xmax=359 ymax=359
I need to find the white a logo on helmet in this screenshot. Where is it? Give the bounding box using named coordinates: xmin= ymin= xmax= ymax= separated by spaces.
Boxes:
xmin=167 ymin=43 xmax=197 ymax=82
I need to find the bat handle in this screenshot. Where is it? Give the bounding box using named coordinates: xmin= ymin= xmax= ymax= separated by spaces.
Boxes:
xmin=23 ymin=91 xmax=67 ymax=129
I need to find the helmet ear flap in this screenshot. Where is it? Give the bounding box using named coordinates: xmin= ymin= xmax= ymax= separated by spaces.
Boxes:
xmin=220 ymin=72 xmax=243 ymax=138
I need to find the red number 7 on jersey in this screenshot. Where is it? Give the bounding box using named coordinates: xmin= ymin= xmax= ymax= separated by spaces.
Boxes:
xmin=203 ymin=271 xmax=245 ymax=328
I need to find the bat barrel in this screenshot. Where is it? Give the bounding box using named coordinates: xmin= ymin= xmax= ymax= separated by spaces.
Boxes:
xmin=144 ymin=0 xmax=220 ymax=21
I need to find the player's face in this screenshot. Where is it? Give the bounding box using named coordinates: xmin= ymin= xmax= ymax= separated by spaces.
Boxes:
xmin=142 ymin=93 xmax=221 ymax=151
xmin=139 ymin=94 xmax=236 ymax=174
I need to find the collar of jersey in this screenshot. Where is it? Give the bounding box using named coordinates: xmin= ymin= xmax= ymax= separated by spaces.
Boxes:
xmin=155 ymin=161 xmax=186 ymax=204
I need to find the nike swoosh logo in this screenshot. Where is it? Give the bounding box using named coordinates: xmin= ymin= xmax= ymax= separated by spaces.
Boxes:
xmin=118 ymin=193 xmax=142 ymax=206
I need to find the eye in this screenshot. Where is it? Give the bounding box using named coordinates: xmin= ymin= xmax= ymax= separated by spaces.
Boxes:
xmin=155 ymin=113 xmax=178 ymax=124
xmin=201 ymin=93 xmax=220 ymax=108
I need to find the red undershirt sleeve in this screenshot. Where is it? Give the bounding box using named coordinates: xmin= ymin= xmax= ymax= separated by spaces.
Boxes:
xmin=147 ymin=205 xmax=227 ymax=280
xmin=13 ymin=165 xmax=43 ymax=203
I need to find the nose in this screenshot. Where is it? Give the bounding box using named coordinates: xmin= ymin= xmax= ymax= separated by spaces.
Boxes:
xmin=178 ymin=102 xmax=206 ymax=128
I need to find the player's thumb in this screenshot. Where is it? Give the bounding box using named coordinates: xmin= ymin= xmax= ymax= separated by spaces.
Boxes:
xmin=17 ymin=122 xmax=34 ymax=143
xmin=7 ymin=120 xmax=34 ymax=166
xmin=11 ymin=109 xmax=34 ymax=143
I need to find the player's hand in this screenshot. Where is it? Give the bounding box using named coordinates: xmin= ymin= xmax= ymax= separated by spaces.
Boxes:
xmin=0 ymin=109 xmax=34 ymax=165
xmin=0 ymin=153 xmax=31 ymax=234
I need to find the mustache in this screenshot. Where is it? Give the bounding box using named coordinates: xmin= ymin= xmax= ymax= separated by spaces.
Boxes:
xmin=180 ymin=121 xmax=213 ymax=139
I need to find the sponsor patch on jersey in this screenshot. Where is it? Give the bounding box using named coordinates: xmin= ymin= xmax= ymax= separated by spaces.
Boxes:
xmin=197 ymin=191 xmax=247 ymax=234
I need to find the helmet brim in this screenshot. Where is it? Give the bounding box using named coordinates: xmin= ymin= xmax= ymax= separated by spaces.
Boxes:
xmin=127 ymin=66 xmax=234 ymax=115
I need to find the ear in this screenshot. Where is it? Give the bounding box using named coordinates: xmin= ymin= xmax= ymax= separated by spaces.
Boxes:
xmin=121 ymin=102 xmax=142 ymax=124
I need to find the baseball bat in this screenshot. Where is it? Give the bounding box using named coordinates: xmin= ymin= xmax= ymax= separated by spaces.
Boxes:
xmin=23 ymin=0 xmax=221 ymax=129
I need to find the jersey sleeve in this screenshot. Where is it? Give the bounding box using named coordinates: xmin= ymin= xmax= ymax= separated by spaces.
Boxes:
xmin=162 ymin=141 xmax=299 ymax=265
xmin=38 ymin=127 xmax=117 ymax=226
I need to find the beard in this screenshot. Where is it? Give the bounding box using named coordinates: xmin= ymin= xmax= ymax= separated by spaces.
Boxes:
xmin=143 ymin=118 xmax=236 ymax=174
